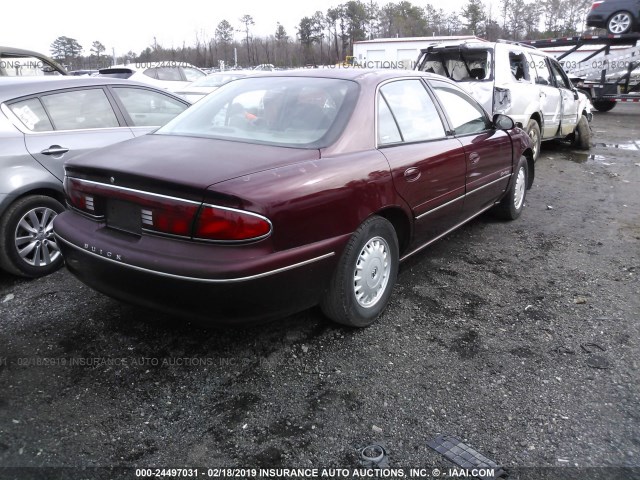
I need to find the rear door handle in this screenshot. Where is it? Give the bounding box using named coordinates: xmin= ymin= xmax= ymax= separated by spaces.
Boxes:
xmin=40 ymin=145 xmax=69 ymax=156
xmin=469 ymin=152 xmax=480 ymax=165
xmin=404 ymin=167 xmax=421 ymax=182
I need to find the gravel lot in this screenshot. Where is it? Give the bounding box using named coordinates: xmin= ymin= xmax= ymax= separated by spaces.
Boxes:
xmin=1 ymin=104 xmax=639 ymax=480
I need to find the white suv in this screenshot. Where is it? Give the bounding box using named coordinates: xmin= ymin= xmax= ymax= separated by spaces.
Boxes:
xmin=98 ymin=61 xmax=206 ymax=93
xmin=416 ymin=40 xmax=593 ymax=160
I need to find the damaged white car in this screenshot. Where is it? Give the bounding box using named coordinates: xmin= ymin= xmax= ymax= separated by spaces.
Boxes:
xmin=416 ymin=40 xmax=593 ymax=160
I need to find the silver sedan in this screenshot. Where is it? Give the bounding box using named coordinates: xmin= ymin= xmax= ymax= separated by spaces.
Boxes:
xmin=0 ymin=77 xmax=190 ymax=277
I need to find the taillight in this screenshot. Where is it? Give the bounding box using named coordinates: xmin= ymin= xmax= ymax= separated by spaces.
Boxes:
xmin=590 ymin=1 xmax=604 ymax=9
xmin=65 ymin=176 xmax=271 ymax=242
xmin=65 ymin=176 xmax=104 ymax=218
xmin=141 ymin=201 xmax=199 ymax=237
xmin=194 ymin=205 xmax=272 ymax=241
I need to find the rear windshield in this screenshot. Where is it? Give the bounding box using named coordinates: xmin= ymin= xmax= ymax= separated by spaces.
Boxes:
xmin=419 ymin=49 xmax=492 ymax=82
xmin=157 ymin=76 xmax=359 ymax=149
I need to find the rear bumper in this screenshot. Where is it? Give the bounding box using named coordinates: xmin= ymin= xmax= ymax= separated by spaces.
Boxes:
xmin=586 ymin=14 xmax=607 ymax=28
xmin=54 ymin=211 xmax=346 ymax=323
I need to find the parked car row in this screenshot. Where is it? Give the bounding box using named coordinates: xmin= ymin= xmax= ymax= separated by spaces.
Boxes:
xmin=9 ymin=38 xmax=608 ymax=327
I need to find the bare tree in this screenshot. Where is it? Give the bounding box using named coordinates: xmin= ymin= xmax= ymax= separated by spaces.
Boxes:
xmin=239 ymin=14 xmax=255 ymax=65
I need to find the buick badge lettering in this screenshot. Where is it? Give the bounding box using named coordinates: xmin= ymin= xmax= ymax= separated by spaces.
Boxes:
xmin=83 ymin=243 xmax=123 ymax=261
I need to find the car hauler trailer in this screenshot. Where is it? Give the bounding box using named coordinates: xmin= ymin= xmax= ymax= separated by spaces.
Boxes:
xmin=522 ymin=34 xmax=640 ymax=112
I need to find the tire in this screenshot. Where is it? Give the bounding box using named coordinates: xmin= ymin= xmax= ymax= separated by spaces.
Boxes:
xmin=0 ymin=195 xmax=65 ymax=278
xmin=592 ymin=100 xmax=616 ymax=112
xmin=525 ymin=119 xmax=541 ymax=162
xmin=492 ymin=156 xmax=528 ymax=221
xmin=320 ymin=216 xmax=399 ymax=328
xmin=607 ymin=11 xmax=633 ymax=34
xmin=573 ymin=115 xmax=591 ymax=150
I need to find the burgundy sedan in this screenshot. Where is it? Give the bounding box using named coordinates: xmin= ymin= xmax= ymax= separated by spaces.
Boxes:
xmin=53 ymin=69 xmax=533 ymax=327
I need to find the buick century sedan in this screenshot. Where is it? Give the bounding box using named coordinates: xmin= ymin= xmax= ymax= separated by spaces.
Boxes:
xmin=53 ymin=69 xmax=533 ymax=327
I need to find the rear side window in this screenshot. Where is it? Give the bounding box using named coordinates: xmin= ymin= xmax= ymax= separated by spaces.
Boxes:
xmin=531 ymin=55 xmax=553 ymax=86
xmin=182 ymin=67 xmax=205 ymax=81
xmin=9 ymin=98 xmax=54 ymax=131
xmin=112 ymin=87 xmax=188 ymax=127
xmin=378 ymin=79 xmax=446 ymax=145
xmin=41 ymin=89 xmax=119 ymax=130
xmin=509 ymin=52 xmax=530 ymax=82
xmin=150 ymin=67 xmax=183 ymax=81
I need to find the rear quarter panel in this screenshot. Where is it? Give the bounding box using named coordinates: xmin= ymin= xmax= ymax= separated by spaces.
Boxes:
xmin=208 ymin=150 xmax=411 ymax=252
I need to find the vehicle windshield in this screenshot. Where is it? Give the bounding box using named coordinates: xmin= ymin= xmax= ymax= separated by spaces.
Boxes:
xmin=0 ymin=54 xmax=64 ymax=76
xmin=157 ymin=76 xmax=359 ymax=148
xmin=190 ymin=73 xmax=248 ymax=88
xmin=419 ymin=49 xmax=492 ymax=82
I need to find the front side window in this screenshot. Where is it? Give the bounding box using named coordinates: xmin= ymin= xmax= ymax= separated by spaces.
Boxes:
xmin=431 ymin=80 xmax=489 ymax=135
xmin=40 ymin=88 xmax=119 ymax=130
xmin=9 ymin=98 xmax=54 ymax=131
xmin=378 ymin=79 xmax=446 ymax=145
xmin=112 ymin=87 xmax=188 ymax=127
xmin=549 ymin=60 xmax=572 ymax=89
xmin=157 ymin=77 xmax=359 ymax=148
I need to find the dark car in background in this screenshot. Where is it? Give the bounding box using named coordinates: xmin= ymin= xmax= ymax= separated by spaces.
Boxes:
xmin=54 ymin=70 xmax=534 ymax=327
xmin=586 ymin=0 xmax=640 ymax=34
xmin=0 ymin=77 xmax=190 ymax=277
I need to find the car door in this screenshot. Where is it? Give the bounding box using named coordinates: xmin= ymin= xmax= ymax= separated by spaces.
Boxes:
xmin=109 ymin=86 xmax=189 ymax=137
xmin=530 ymin=54 xmax=562 ymax=139
xmin=9 ymin=87 xmax=134 ymax=181
xmin=376 ymin=78 xmax=466 ymax=246
xmin=429 ymin=79 xmax=513 ymax=215
xmin=548 ymin=59 xmax=580 ymax=136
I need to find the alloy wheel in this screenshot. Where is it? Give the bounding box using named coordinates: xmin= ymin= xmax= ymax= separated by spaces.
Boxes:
xmin=14 ymin=207 xmax=61 ymax=267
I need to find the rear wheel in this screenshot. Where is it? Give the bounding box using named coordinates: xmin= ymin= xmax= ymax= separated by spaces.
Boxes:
xmin=607 ymin=11 xmax=633 ymax=34
xmin=0 ymin=195 xmax=65 ymax=278
xmin=321 ymin=216 xmax=399 ymax=328
xmin=525 ymin=119 xmax=541 ymax=161
xmin=492 ymin=156 xmax=528 ymax=221
xmin=592 ymin=100 xmax=616 ymax=112
xmin=573 ymin=115 xmax=591 ymax=150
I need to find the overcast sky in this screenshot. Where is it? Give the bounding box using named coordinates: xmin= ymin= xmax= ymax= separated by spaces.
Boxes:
xmin=3 ymin=0 xmax=468 ymax=57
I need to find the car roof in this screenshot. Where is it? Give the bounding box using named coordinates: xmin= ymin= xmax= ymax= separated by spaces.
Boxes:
xmin=0 ymin=76 xmax=172 ymax=102
xmin=101 ymin=62 xmax=203 ymax=72
xmin=232 ymin=68 xmax=455 ymax=87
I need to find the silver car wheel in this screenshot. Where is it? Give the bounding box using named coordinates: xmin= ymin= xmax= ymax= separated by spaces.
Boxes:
xmin=514 ymin=166 xmax=526 ymax=211
xmin=353 ymin=236 xmax=391 ymax=308
xmin=14 ymin=207 xmax=61 ymax=267
xmin=608 ymin=13 xmax=631 ymax=34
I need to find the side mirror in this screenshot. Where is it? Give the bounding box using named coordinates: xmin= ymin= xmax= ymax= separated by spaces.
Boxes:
xmin=572 ymin=88 xmax=579 ymax=100
xmin=493 ymin=113 xmax=515 ymax=130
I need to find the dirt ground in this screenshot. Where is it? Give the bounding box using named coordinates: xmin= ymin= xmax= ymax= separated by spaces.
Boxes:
xmin=0 ymin=104 xmax=638 ymax=480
